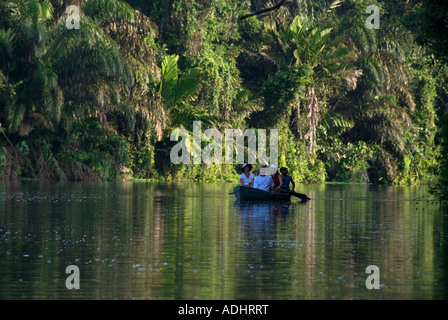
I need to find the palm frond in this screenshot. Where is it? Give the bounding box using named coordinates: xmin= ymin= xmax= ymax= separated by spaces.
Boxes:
xmin=320 ymin=113 xmax=354 ymax=137
xmin=82 ymin=0 xmax=135 ymax=23
xmin=0 ymin=29 xmax=15 ymax=66
xmin=158 ymin=54 xmax=179 ymax=100
xmin=6 ymin=103 xmax=25 ymax=133
xmin=172 ymin=67 xmax=202 ymax=107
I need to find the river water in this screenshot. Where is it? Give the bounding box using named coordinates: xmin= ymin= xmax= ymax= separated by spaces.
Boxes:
xmin=0 ymin=181 xmax=447 ymax=299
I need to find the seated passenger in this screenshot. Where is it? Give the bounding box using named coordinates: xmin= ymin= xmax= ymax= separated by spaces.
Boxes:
xmin=253 ymin=165 xmax=274 ymax=193
xmin=280 ymin=167 xmax=295 ymax=191
xmin=270 ymin=164 xmax=283 ymax=190
xmin=279 ymin=166 xmax=311 ymax=202
xmin=239 ymin=163 xmax=254 ymax=187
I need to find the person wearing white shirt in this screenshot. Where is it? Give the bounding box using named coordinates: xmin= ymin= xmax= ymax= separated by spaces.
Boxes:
xmin=253 ymin=166 xmax=274 ymax=192
xmin=239 ymin=163 xmax=254 ymax=187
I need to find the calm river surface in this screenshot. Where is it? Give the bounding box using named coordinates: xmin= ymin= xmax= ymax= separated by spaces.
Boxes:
xmin=0 ymin=182 xmax=447 ymax=300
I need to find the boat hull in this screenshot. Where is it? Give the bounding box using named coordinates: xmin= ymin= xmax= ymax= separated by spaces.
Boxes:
xmin=233 ymin=185 xmax=292 ymax=201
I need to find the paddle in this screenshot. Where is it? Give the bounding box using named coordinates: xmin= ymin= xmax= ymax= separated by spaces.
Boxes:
xmin=289 ymin=191 xmax=311 ymax=202
xmin=273 ymin=187 xmax=310 ymax=202
xmin=278 ymin=170 xmax=310 ymax=202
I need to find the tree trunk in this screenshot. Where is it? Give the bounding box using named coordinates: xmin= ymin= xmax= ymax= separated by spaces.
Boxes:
xmin=304 ymin=86 xmax=318 ymax=154
xmin=289 ymin=98 xmax=302 ymax=139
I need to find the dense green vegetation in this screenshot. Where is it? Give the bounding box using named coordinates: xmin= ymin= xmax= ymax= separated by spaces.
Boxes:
xmin=0 ymin=0 xmax=447 ymax=189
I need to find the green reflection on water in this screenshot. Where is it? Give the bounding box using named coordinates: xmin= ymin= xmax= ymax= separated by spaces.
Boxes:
xmin=0 ymin=182 xmax=447 ymax=299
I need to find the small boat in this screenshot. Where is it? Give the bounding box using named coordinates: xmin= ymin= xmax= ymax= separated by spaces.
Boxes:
xmin=233 ymin=185 xmax=292 ymax=202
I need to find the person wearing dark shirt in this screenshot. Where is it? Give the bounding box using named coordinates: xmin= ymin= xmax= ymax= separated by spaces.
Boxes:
xmin=279 ymin=167 xmax=311 ymax=202
xmin=280 ymin=167 xmax=295 ymax=191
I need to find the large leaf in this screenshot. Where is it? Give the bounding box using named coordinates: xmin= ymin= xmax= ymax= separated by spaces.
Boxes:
xmin=159 ymin=54 xmax=179 ymax=101
xmin=171 ymin=67 xmax=202 ymax=107
xmin=158 ymin=55 xmax=202 ymax=110
xmin=290 ymin=16 xmax=303 ymax=35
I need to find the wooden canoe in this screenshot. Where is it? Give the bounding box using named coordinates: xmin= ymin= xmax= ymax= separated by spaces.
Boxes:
xmin=233 ymin=185 xmax=292 ymax=202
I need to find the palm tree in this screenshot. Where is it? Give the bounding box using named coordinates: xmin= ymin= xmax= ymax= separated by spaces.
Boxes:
xmin=0 ymin=0 xmax=139 ymax=135
xmin=259 ymin=6 xmax=360 ymax=153
xmin=0 ymin=0 xmax=164 ymax=180
xmin=331 ymin=0 xmax=425 ymax=182
xmin=0 ymin=0 xmax=61 ymax=136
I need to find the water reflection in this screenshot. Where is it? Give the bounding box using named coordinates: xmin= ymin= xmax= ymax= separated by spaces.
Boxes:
xmin=237 ymin=201 xmax=290 ymax=236
xmin=0 ymin=182 xmax=447 ymax=300
xmin=234 ymin=201 xmax=292 ymax=299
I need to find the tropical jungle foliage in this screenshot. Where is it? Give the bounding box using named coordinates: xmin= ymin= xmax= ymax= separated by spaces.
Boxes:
xmin=0 ymin=0 xmax=447 ymax=192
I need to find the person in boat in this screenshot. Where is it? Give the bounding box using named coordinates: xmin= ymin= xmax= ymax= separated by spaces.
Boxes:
xmin=270 ymin=164 xmax=283 ymax=191
xmin=279 ymin=166 xmax=311 ymax=201
xmin=253 ymin=165 xmax=275 ymax=193
xmin=279 ymin=166 xmax=295 ymax=192
xmin=239 ymin=163 xmax=254 ymax=187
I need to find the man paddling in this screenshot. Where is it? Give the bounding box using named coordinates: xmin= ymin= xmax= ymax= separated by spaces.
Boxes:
xmin=279 ymin=167 xmax=311 ymax=202
xmin=279 ymin=166 xmax=295 ymax=192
